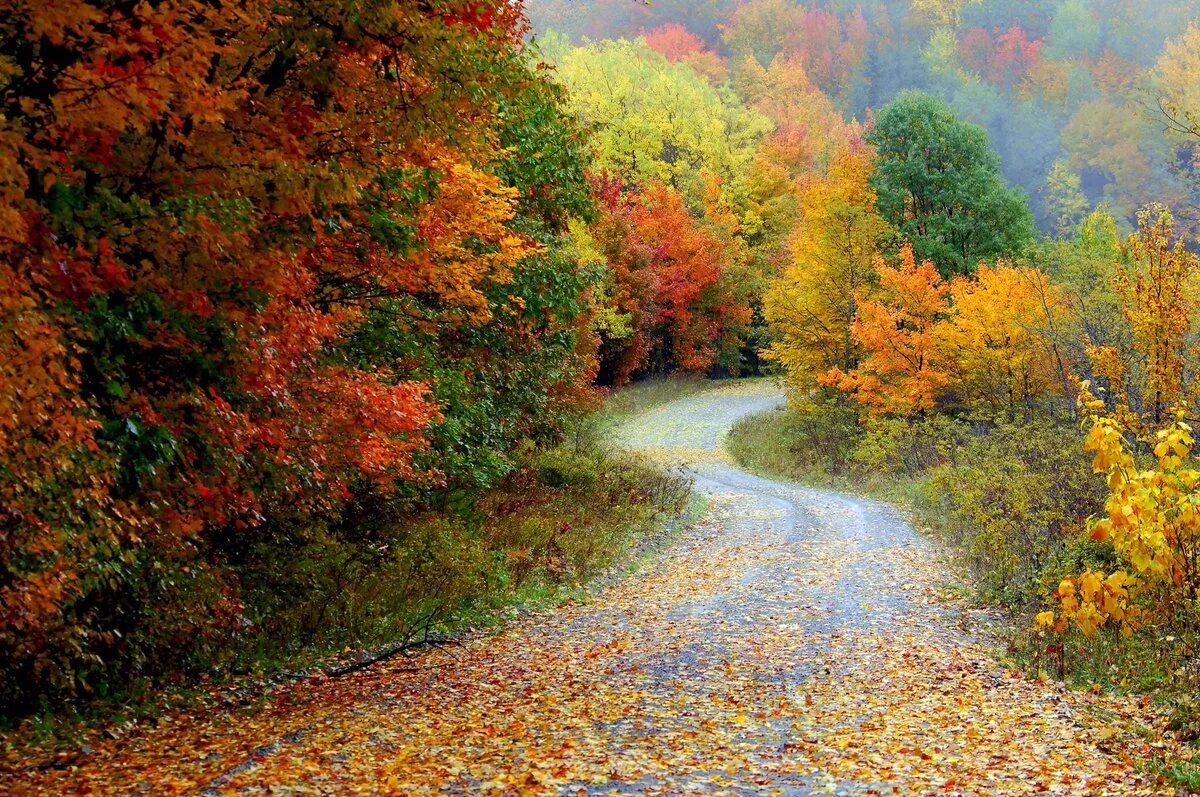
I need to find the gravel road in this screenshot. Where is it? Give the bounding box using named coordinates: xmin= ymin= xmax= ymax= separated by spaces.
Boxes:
xmin=12 ymin=380 xmax=1165 ymax=796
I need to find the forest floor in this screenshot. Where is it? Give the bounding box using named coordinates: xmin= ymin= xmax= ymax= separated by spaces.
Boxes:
xmin=4 ymin=380 xmax=1183 ymax=795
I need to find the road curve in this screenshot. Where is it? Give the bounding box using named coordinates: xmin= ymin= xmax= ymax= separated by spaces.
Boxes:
xmin=10 ymin=380 xmax=1165 ymax=796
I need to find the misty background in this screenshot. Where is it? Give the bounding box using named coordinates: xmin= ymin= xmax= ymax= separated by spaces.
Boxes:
xmin=523 ymin=0 xmax=1200 ymax=233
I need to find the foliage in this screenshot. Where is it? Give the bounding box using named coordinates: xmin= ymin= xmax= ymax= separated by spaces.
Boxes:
xmin=0 ymin=0 xmax=603 ymax=713
xmin=1041 ymin=391 xmax=1200 ymax=639
xmin=763 ymin=139 xmax=897 ymax=396
xmin=920 ymin=421 xmax=1102 ymax=601
xmin=734 ymin=54 xmax=853 ymax=177
xmin=12 ymin=380 xmax=1177 ymax=794
xmin=644 ymin=23 xmax=708 ymax=62
xmin=1156 ymin=22 xmax=1200 ymax=168
xmin=867 ymin=91 xmax=1036 ymax=276
xmin=722 ymin=0 xmax=871 ymax=104
xmin=822 ymin=245 xmax=951 ymax=416
xmin=237 ymin=423 xmax=690 ymax=668
xmin=1043 ymin=161 xmax=1091 ymax=238
xmin=549 ymin=38 xmax=771 ymax=211
xmin=1101 ymin=205 xmax=1200 ymax=428
xmin=531 ymin=0 xmax=1200 ymax=238
xmin=589 ymin=182 xmax=753 ymax=384
xmin=851 ymin=413 xmax=969 ymax=478
xmin=1038 ymin=207 xmax=1130 ymax=376
xmin=957 ymin=25 xmax=1044 ymax=89
xmin=727 ymin=398 xmax=864 ymax=485
xmin=763 ymin=142 xmax=894 ymax=398
xmin=936 ymin=263 xmax=1072 ymax=418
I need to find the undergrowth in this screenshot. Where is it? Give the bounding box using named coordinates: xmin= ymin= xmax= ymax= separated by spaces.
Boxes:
xmin=3 ymin=384 xmax=694 ymax=751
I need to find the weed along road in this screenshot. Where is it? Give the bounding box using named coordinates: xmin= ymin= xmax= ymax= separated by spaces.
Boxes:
xmin=12 ymin=381 xmax=1166 ymax=795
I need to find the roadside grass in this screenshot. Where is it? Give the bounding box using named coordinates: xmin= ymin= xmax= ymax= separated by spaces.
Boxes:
xmin=1149 ymin=754 xmax=1200 ymax=791
xmin=724 ymin=403 xmax=849 ymax=488
xmin=597 ymin=374 xmax=716 ymax=426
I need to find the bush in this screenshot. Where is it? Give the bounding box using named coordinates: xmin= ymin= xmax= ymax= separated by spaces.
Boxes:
xmin=727 ymin=397 xmax=863 ymax=484
xmin=852 ymin=415 xmax=970 ymax=479
xmin=224 ymin=426 xmax=689 ymax=676
xmin=914 ymin=421 xmax=1103 ymax=602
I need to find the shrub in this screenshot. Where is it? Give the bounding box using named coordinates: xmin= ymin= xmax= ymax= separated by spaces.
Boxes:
xmin=727 ymin=397 xmax=864 ymax=483
xmin=852 ymin=415 xmax=970 ymax=478
xmin=915 ymin=421 xmax=1103 ymax=602
xmin=226 ymin=428 xmax=690 ymax=676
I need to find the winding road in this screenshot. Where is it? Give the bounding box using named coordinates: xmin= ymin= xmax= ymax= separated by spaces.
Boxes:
xmin=13 ymin=380 xmax=1166 ymax=795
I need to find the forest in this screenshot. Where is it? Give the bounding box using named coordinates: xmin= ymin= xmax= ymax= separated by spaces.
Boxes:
xmin=536 ymin=0 xmax=1200 ymax=694
xmin=5 ymin=0 xmax=1200 ymax=793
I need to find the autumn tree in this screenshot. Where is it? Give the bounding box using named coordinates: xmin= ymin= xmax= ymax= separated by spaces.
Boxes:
xmin=935 ymin=264 xmax=1072 ymax=418
xmin=732 ymin=53 xmax=855 ymax=279
xmin=1156 ymin=23 xmax=1200 ymax=139
xmin=734 ymin=54 xmax=850 ymax=176
xmin=957 ymin=26 xmax=1044 ymax=89
xmin=1155 ymin=23 xmax=1200 ymax=210
xmin=0 ymin=0 xmax=597 ymax=709
xmin=764 ymin=142 xmax=894 ymax=397
xmin=527 ymin=0 xmax=737 ymax=47
xmin=1060 ymin=102 xmax=1169 ymax=225
xmin=590 ymin=182 xmax=751 ymax=383
xmin=1038 ymin=208 xmax=1131 ymax=387
xmin=867 ymin=91 xmax=1036 ymax=277
xmin=1098 ymin=204 xmax=1200 ymax=427
xmin=1042 ymin=392 xmax=1198 ymax=639
xmin=723 ymin=0 xmax=869 ymax=102
xmin=644 ymin=23 xmax=706 ymax=62
xmin=643 ymin=23 xmax=729 ymax=85
xmin=822 ymin=245 xmax=951 ymax=416
xmin=909 ymin=0 xmax=981 ymax=28
xmin=550 ymin=38 xmax=771 ymax=208
xmin=1044 ymin=161 xmax=1091 ymax=238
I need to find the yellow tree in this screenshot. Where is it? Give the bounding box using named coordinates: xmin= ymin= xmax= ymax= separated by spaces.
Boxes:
xmin=1040 ymin=207 xmax=1200 ymax=640
xmin=1109 ymin=204 xmax=1200 ymax=427
xmin=1155 ymin=23 xmax=1200 ymax=155
xmin=935 ymin=264 xmax=1072 ymax=419
xmin=822 ymin=245 xmax=951 ymax=415
xmin=1038 ymin=390 xmax=1195 ymax=639
xmin=763 ymin=143 xmax=893 ymax=398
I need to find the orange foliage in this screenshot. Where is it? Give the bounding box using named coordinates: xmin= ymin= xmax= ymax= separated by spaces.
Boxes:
xmin=0 ymin=0 xmax=579 ymax=705
xmin=593 ymin=182 xmax=751 ymax=383
xmin=822 ymin=245 xmax=951 ymax=415
xmin=936 ymin=264 xmax=1071 ymax=416
xmin=644 ymin=23 xmax=707 ymax=62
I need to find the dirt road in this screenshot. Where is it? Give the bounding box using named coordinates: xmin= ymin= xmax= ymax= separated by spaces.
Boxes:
xmin=10 ymin=380 xmax=1165 ymax=795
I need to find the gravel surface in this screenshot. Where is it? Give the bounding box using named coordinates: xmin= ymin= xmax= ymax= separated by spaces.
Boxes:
xmin=12 ymin=380 xmax=1167 ymax=796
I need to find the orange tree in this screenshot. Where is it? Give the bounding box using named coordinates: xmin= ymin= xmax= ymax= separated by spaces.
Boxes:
xmin=935 ymin=264 xmax=1073 ymax=419
xmin=822 ymin=245 xmax=951 ymax=415
xmin=590 ymin=181 xmax=751 ymax=383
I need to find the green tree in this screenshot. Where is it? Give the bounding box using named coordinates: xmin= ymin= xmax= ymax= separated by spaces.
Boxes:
xmin=1044 ymin=0 xmax=1101 ymax=60
xmin=1044 ymin=160 xmax=1091 ymax=238
xmin=867 ymin=90 xmax=1035 ymax=277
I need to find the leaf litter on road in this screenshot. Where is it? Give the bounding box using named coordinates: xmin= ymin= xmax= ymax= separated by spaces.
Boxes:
xmin=3 ymin=382 xmax=1188 ymax=795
